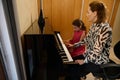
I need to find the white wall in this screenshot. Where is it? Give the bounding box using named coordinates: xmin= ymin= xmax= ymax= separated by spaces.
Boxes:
xmin=13 ymin=0 xmax=38 ymax=35
xmin=12 ymin=0 xmax=39 ymax=79
xmin=112 ymin=4 xmax=120 ymax=46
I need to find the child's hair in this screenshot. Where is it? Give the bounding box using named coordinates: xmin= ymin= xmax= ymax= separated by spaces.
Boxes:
xmin=72 ymin=19 xmax=86 ymax=31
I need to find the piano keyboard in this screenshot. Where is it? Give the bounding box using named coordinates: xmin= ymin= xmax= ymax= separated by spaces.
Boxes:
xmin=54 ymin=32 xmax=74 ymax=63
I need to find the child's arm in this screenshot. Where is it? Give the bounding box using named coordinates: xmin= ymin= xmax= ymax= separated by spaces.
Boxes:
xmin=80 ymin=31 xmax=86 ymax=41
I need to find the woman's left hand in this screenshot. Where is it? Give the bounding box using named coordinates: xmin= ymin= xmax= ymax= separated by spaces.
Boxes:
xmin=75 ymin=59 xmax=84 ymax=65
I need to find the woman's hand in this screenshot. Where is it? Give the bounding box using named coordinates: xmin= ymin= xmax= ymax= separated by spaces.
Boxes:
xmin=75 ymin=59 xmax=84 ymax=65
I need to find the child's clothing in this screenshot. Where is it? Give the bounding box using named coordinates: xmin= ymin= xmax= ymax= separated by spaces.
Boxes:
xmin=68 ymin=30 xmax=85 ymax=58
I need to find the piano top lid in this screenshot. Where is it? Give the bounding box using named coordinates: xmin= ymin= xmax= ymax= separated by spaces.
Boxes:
xmin=24 ymin=20 xmax=54 ymax=35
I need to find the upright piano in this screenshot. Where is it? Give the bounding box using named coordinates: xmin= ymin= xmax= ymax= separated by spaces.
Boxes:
xmin=23 ymin=22 xmax=74 ymax=80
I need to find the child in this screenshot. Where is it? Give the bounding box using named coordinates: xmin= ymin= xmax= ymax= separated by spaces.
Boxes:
xmin=64 ymin=19 xmax=86 ymax=80
xmin=65 ymin=19 xmax=86 ymax=60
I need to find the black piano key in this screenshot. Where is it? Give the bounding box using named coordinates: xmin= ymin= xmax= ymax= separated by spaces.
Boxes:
xmin=61 ymin=56 xmax=67 ymax=58
xmin=62 ymin=58 xmax=68 ymax=61
xmin=59 ymin=52 xmax=66 ymax=56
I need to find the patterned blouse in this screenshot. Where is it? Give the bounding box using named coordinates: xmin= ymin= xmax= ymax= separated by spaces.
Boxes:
xmin=74 ymin=23 xmax=112 ymax=65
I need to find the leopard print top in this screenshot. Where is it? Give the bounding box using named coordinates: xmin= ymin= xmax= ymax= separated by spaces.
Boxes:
xmin=74 ymin=23 xmax=112 ymax=65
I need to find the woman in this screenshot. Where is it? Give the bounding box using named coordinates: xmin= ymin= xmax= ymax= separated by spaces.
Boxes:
xmin=68 ymin=1 xmax=112 ymax=80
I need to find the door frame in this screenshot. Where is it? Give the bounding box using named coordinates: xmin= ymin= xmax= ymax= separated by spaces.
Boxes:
xmin=0 ymin=0 xmax=26 ymax=80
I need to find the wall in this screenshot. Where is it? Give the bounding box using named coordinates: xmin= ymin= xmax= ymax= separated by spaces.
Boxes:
xmin=12 ymin=0 xmax=39 ymax=79
xmin=43 ymin=0 xmax=119 ymax=40
xmin=13 ymin=0 xmax=38 ymax=35
xmin=43 ymin=0 xmax=82 ymax=40
xmin=112 ymin=4 xmax=120 ymax=46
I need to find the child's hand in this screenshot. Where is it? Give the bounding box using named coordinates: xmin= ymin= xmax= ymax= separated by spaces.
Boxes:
xmin=67 ymin=43 xmax=74 ymax=48
xmin=67 ymin=44 xmax=74 ymax=53
xmin=64 ymin=40 xmax=70 ymax=46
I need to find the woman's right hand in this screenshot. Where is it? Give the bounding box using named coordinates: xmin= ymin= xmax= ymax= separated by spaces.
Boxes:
xmin=75 ymin=59 xmax=84 ymax=65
